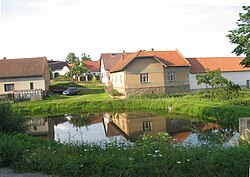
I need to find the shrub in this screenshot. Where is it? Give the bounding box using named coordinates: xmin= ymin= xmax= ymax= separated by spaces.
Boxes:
xmin=106 ymin=88 xmax=123 ymax=96
xmin=0 ymin=101 xmax=27 ymax=133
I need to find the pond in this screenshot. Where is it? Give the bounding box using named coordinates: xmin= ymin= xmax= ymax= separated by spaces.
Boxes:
xmin=27 ymin=111 xmax=240 ymax=146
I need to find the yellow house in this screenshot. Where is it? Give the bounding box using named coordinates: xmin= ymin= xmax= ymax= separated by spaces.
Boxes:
xmin=0 ymin=57 xmax=50 ymax=95
xmin=109 ymin=49 xmax=190 ymax=96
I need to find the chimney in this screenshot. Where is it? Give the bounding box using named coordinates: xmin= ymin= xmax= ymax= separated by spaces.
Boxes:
xmin=122 ymin=50 xmax=125 ymax=60
xmin=151 ymin=48 xmax=154 ymax=51
xmin=3 ymin=57 xmax=6 ymax=60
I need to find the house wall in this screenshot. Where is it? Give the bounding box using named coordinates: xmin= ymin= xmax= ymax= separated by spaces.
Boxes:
xmin=100 ymin=59 xmax=108 ymax=85
xmin=123 ymin=58 xmax=166 ymax=96
xmin=0 ymin=77 xmax=48 ymax=94
xmin=110 ymin=71 xmax=126 ymax=93
xmin=43 ymin=62 xmax=51 ymax=92
xmin=164 ymin=67 xmax=190 ymax=93
xmin=189 ymin=71 xmax=250 ymax=90
xmin=52 ymin=66 xmax=70 ymax=78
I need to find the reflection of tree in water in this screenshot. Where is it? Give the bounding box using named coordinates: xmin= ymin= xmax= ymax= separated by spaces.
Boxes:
xmin=190 ymin=121 xmax=235 ymax=145
xmin=68 ymin=113 xmax=95 ymax=129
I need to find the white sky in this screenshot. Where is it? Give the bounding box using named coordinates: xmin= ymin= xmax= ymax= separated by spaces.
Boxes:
xmin=0 ymin=0 xmax=249 ymax=61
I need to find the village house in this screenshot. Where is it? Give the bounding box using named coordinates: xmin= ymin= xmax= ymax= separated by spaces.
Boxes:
xmin=47 ymin=60 xmax=70 ymax=79
xmin=82 ymin=60 xmax=100 ymax=81
xmin=187 ymin=57 xmax=250 ymax=90
xmin=99 ymin=51 xmax=130 ymax=86
xmin=109 ymin=49 xmax=190 ymax=96
xmin=0 ymin=57 xmax=50 ymax=96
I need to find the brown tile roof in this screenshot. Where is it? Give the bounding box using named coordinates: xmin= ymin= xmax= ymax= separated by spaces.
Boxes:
xmin=187 ymin=57 xmax=248 ymax=74
xmin=83 ymin=61 xmax=100 ymax=72
xmin=0 ymin=57 xmax=48 ymax=79
xmin=100 ymin=53 xmax=131 ymax=71
xmin=110 ymin=50 xmax=190 ymax=73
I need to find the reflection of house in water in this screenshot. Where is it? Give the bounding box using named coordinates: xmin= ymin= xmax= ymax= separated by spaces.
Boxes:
xmin=27 ymin=116 xmax=68 ymax=140
xmin=103 ymin=113 xmax=121 ymax=137
xmin=109 ymin=112 xmax=192 ymax=142
xmin=27 ymin=118 xmax=54 ymax=140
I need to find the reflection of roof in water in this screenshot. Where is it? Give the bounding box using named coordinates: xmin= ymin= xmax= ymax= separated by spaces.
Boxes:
xmin=90 ymin=114 xmax=103 ymax=124
xmin=118 ymin=112 xmax=158 ymax=119
xmin=172 ymin=131 xmax=193 ymax=143
xmin=104 ymin=122 xmax=121 ymax=137
xmin=171 ymin=122 xmax=222 ymax=143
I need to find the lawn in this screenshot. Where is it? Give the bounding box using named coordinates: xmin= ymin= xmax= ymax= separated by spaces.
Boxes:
xmin=13 ymin=81 xmax=250 ymax=125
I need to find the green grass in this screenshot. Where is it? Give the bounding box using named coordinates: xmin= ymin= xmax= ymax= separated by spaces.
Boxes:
xmin=1 ymin=133 xmax=250 ymax=177
xmin=13 ymin=81 xmax=250 ymax=126
xmin=51 ymin=80 xmax=106 ymax=89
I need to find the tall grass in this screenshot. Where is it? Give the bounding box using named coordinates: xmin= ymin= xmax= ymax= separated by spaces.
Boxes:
xmin=1 ymin=133 xmax=250 ymax=177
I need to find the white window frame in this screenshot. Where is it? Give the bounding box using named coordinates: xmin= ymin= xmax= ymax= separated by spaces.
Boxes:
xmin=143 ymin=121 xmax=152 ymax=131
xmin=168 ymin=72 xmax=176 ymax=81
xmin=140 ymin=73 xmax=149 ymax=83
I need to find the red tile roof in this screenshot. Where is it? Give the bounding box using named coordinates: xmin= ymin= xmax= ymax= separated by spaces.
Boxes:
xmin=110 ymin=50 xmax=190 ymax=73
xmin=187 ymin=57 xmax=248 ymax=74
xmin=0 ymin=57 xmax=48 ymax=79
xmin=83 ymin=61 xmax=100 ymax=72
xmin=100 ymin=53 xmax=131 ymax=71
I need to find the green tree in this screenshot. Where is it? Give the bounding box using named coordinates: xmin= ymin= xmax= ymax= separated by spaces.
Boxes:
xmin=81 ymin=53 xmax=91 ymax=61
xmin=227 ymin=6 xmax=250 ymax=67
xmin=67 ymin=61 xmax=87 ymax=82
xmin=65 ymin=52 xmax=79 ymax=64
xmin=196 ymin=69 xmax=240 ymax=100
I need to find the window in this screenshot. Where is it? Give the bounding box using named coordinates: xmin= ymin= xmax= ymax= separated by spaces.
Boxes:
xmin=140 ymin=73 xmax=149 ymax=83
xmin=170 ymin=119 xmax=179 ymax=128
xmin=115 ymin=76 xmax=117 ymax=83
xmin=143 ymin=121 xmax=152 ymax=131
xmin=30 ymin=82 xmax=34 ymax=90
xmin=4 ymin=84 xmax=14 ymax=92
xmin=168 ymin=72 xmax=176 ymax=81
xmin=120 ymin=75 xmax=122 ymax=83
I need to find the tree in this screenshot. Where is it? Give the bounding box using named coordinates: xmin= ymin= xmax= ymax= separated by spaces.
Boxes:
xmin=196 ymin=69 xmax=240 ymax=100
xmin=227 ymin=6 xmax=250 ymax=67
xmin=67 ymin=61 xmax=87 ymax=82
xmin=65 ymin=52 xmax=79 ymax=64
xmin=81 ymin=52 xmax=91 ymax=61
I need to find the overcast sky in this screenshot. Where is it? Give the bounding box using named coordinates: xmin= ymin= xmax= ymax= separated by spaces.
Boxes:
xmin=0 ymin=0 xmax=248 ymax=61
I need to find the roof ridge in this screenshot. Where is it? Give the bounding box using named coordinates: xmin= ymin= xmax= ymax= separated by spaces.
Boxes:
xmin=0 ymin=56 xmax=46 ymax=61
xmin=187 ymin=57 xmax=245 ymax=59
xmin=175 ymin=49 xmax=190 ymax=66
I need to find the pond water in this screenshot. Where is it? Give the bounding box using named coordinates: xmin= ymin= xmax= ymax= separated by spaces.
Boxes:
xmin=27 ymin=111 xmax=240 ymax=146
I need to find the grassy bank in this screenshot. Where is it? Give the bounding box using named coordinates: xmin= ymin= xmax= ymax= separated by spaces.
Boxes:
xmin=13 ymin=89 xmax=250 ymax=123
xmin=1 ymin=133 xmax=250 ymax=177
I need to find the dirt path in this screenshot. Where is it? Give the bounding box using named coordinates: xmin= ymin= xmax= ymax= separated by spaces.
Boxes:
xmin=0 ymin=168 xmax=57 ymax=177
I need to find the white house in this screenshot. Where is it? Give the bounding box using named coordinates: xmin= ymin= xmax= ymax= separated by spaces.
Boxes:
xmin=48 ymin=60 xmax=70 ymax=78
xmin=99 ymin=51 xmax=130 ymax=86
xmin=187 ymin=57 xmax=250 ymax=90
xmin=0 ymin=57 xmax=51 ymax=95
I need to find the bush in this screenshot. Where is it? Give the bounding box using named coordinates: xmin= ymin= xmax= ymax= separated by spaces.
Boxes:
xmin=106 ymin=88 xmax=123 ymax=96
xmin=0 ymin=101 xmax=27 ymax=133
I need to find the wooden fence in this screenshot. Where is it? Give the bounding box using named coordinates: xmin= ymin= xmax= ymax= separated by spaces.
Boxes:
xmin=14 ymin=89 xmax=44 ymax=101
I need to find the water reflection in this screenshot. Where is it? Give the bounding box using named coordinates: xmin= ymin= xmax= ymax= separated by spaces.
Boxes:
xmin=27 ymin=111 xmax=239 ymax=146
